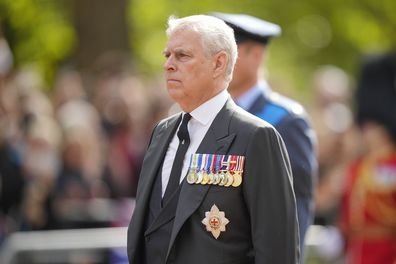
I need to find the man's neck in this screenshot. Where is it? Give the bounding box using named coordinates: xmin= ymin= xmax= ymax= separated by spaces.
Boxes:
xmin=228 ymin=77 xmax=258 ymax=99
xmin=179 ymin=85 xmax=226 ymax=113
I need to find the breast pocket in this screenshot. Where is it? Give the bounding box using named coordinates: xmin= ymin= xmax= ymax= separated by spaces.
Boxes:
xmin=200 ymin=185 xmax=244 ymax=226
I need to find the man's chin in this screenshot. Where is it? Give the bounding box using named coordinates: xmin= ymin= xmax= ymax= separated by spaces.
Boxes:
xmin=167 ymin=87 xmax=183 ymax=101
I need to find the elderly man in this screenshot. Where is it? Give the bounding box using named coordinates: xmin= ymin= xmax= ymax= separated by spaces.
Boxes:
xmin=127 ymin=14 xmax=299 ymax=264
xmin=212 ymin=13 xmax=318 ymax=256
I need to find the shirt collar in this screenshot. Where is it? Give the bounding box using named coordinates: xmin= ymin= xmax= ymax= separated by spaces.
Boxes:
xmin=189 ymin=89 xmax=229 ymax=126
xmin=235 ymin=80 xmax=272 ymax=110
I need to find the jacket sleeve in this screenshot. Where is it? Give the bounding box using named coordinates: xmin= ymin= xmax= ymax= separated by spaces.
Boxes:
xmin=276 ymin=116 xmax=318 ymax=249
xmin=276 ymin=115 xmax=317 ymax=199
xmin=243 ymin=125 xmax=299 ymax=264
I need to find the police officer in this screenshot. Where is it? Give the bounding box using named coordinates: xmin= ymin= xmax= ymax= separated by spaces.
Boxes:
xmin=213 ymin=12 xmax=318 ymax=256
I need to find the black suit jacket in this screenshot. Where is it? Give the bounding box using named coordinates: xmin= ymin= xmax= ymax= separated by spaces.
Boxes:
xmin=127 ymin=99 xmax=299 ymax=264
xmin=248 ymin=88 xmax=317 ymax=252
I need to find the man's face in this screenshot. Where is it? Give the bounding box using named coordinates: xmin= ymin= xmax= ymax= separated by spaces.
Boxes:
xmin=230 ymin=44 xmax=252 ymax=87
xmin=163 ymin=29 xmax=216 ymax=112
xmin=228 ymin=42 xmax=264 ymax=97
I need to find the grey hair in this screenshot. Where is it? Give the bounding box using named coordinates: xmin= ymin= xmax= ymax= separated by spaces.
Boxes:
xmin=166 ymin=15 xmax=238 ymax=83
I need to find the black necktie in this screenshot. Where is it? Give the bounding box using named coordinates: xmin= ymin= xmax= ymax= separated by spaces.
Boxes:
xmin=162 ymin=113 xmax=192 ymax=204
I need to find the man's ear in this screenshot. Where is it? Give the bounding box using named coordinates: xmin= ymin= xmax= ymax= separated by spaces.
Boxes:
xmin=213 ymin=51 xmax=228 ymax=79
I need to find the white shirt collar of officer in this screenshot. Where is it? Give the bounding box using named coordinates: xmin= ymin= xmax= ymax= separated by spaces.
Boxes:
xmin=235 ymin=80 xmax=271 ymax=110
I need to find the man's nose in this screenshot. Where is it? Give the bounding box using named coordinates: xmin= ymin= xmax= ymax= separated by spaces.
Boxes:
xmin=164 ymin=56 xmax=176 ymax=71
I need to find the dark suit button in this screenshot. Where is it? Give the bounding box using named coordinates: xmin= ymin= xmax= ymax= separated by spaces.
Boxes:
xmin=145 ymin=235 xmax=150 ymax=242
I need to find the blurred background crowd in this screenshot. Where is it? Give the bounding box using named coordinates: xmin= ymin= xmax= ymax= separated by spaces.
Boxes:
xmin=0 ymin=55 xmax=173 ymax=235
xmin=0 ymin=0 xmax=395 ymax=263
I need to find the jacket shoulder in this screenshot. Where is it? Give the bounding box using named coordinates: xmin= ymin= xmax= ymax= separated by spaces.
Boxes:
xmin=266 ymin=91 xmax=306 ymax=117
xmin=232 ymin=105 xmax=277 ymax=132
xmin=255 ymin=91 xmax=311 ymax=127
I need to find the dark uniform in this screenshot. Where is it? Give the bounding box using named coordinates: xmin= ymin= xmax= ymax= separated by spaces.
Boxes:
xmin=213 ymin=12 xmax=318 ymax=254
xmin=246 ymin=82 xmax=317 ymax=248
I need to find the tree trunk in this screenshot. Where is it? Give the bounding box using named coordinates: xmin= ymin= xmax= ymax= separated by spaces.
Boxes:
xmin=71 ymin=0 xmax=131 ymax=75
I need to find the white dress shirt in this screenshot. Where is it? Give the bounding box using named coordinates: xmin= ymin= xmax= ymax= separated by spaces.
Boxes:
xmin=161 ymin=89 xmax=230 ymax=196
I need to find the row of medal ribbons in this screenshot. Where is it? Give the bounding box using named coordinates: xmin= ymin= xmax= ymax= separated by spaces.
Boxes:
xmin=186 ymin=153 xmax=245 ymax=187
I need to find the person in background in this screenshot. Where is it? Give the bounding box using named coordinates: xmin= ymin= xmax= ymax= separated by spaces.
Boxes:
xmin=127 ymin=14 xmax=298 ymax=263
xmin=213 ymin=12 xmax=318 ymax=255
xmin=339 ymin=53 xmax=396 ymax=264
xmin=0 ymin=36 xmax=25 ymax=243
xmin=310 ymin=66 xmax=359 ymax=226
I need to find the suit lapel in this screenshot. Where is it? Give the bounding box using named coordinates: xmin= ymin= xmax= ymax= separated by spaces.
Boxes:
xmin=144 ymin=184 xmax=180 ymax=236
xmin=128 ymin=114 xmax=181 ymax=259
xmin=166 ymin=99 xmax=237 ymax=258
xmin=136 ymin=114 xmax=181 ymax=209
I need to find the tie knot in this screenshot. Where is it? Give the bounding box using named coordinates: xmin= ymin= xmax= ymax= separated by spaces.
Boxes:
xmin=177 ymin=113 xmax=191 ymax=142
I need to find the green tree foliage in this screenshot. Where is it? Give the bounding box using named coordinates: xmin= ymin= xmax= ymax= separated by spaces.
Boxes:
xmin=129 ymin=0 xmax=396 ymax=101
xmin=0 ymin=0 xmax=75 ymax=85
xmin=1 ymin=0 xmax=395 ymax=96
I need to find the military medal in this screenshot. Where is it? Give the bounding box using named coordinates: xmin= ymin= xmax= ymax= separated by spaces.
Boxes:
xmin=219 ymin=172 xmax=228 ymax=186
xmin=188 ymin=154 xmax=245 ymax=187
xmin=195 ymin=171 xmax=203 ymax=184
xmin=224 ymin=172 xmax=234 ymax=187
xmin=219 ymin=155 xmax=230 ymax=186
xmin=187 ymin=173 xmax=197 ymax=184
xmin=224 ymin=156 xmax=236 ymax=187
xmin=232 ymin=156 xmax=245 ymax=187
xmin=187 ymin=154 xmax=198 ymax=184
xmin=201 ymin=154 xmax=211 ymax=185
xmin=207 ymin=172 xmax=214 ymax=184
xmin=195 ymin=154 xmax=204 ymax=184
xmin=201 ymin=204 xmax=229 ymax=239
xmin=207 ymin=154 xmax=216 ymax=184
xmin=232 ymin=171 xmax=242 ymax=187
xmin=201 ymin=172 xmax=209 ymax=185
xmin=212 ymin=173 xmax=220 ymax=185
xmin=212 ymin=155 xmax=223 ymax=185
xmin=218 ymin=172 xmax=225 ymax=186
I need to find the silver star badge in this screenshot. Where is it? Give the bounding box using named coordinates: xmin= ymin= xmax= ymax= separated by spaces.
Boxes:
xmin=201 ymin=204 xmax=229 ymax=239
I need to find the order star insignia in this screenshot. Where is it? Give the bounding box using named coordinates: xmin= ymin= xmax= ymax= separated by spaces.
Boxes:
xmin=201 ymin=204 xmax=229 ymax=239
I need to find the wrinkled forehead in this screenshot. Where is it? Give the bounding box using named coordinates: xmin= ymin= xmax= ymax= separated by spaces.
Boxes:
xmin=165 ymin=29 xmax=204 ymax=52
